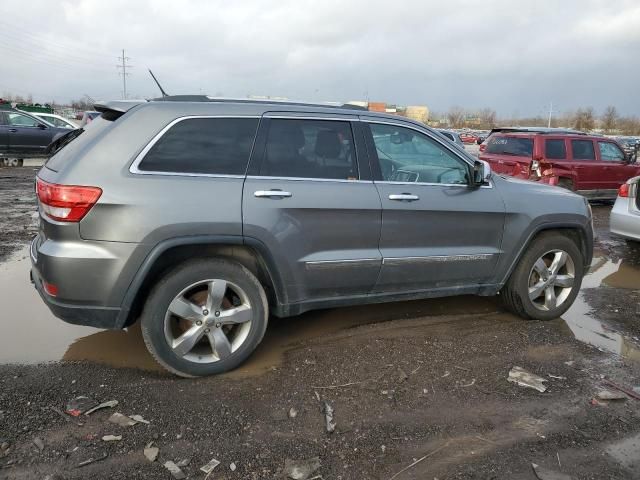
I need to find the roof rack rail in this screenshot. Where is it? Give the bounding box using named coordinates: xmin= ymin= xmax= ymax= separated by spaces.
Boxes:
xmin=150 ymin=95 xmax=368 ymax=110
xmin=490 ymin=127 xmax=587 ymax=135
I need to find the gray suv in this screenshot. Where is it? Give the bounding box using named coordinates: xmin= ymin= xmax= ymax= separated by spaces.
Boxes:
xmin=30 ymin=97 xmax=593 ymax=377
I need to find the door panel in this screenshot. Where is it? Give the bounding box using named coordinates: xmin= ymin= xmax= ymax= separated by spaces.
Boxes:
xmin=242 ymin=117 xmax=382 ymax=303
xmin=363 ymin=120 xmax=505 ymax=292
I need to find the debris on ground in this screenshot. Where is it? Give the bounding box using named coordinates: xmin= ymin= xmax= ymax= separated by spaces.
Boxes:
xmin=84 ymin=400 xmax=118 ymax=416
xmin=101 ymin=435 xmax=122 ymax=442
xmin=398 ymin=368 xmax=409 ymax=382
xmin=508 ymin=366 xmax=548 ymax=393
xmin=602 ymin=378 xmax=640 ymax=401
xmin=0 ymin=441 xmax=10 ymax=458
xmin=288 ymin=407 xmax=298 ymax=418
xmin=50 ymin=406 xmax=70 ymax=422
xmin=129 ymin=414 xmax=150 ymax=424
xmin=200 ymin=457 xmax=221 ymax=474
xmin=323 ymin=401 xmax=336 ymax=433
xmin=108 ymin=412 xmax=138 ymax=427
xmin=176 ymin=458 xmax=191 ymax=468
xmin=32 ymin=437 xmax=44 ymax=452
xmin=164 ymin=460 xmax=186 ymax=479
xmin=548 ymin=374 xmax=566 ymax=380
xmin=76 ymin=453 xmax=108 ymax=468
xmin=389 ymin=442 xmax=450 ymax=480
xmin=596 ymin=389 xmax=627 ymax=401
xmin=531 ymin=462 xmax=574 ymax=480
xmin=283 ymin=457 xmax=321 ymax=480
xmin=230 ymin=462 xmax=237 ymax=471
xmin=143 ymin=445 xmax=159 ymax=462
xmin=65 ymin=396 xmax=98 ymax=417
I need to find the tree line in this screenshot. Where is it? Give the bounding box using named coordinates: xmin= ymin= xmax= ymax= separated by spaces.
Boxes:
xmin=438 ymin=105 xmax=640 ymax=135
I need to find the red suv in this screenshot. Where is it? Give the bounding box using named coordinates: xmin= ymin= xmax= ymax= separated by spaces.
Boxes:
xmin=479 ymin=129 xmax=640 ymax=200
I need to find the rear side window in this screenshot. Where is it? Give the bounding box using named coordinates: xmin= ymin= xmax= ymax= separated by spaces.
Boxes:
xmin=571 ymin=140 xmax=595 ymax=160
xmin=486 ymin=136 xmax=533 ymax=157
xmin=138 ymin=118 xmax=259 ymax=175
xmin=260 ymin=118 xmax=357 ymax=180
xmin=544 ymin=139 xmax=566 ymax=159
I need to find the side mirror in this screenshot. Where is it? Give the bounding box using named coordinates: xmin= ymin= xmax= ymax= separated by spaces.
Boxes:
xmin=37 ymin=123 xmax=47 ymax=130
xmin=473 ymin=160 xmax=491 ymax=186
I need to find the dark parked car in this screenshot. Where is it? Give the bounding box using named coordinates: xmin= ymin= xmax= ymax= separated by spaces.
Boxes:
xmin=32 ymin=97 xmax=593 ymax=377
xmin=437 ymin=129 xmax=465 ymax=149
xmin=0 ymin=109 xmax=70 ymax=164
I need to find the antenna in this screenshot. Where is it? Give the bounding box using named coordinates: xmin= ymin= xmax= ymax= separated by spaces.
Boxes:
xmin=148 ymin=69 xmax=169 ymax=97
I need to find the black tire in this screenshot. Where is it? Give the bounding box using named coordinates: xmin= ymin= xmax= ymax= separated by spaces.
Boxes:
xmin=140 ymin=258 xmax=268 ymax=377
xmin=557 ymin=179 xmax=574 ymax=191
xmin=501 ymin=232 xmax=584 ymax=320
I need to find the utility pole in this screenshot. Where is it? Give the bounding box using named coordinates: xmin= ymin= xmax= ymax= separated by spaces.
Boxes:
xmin=117 ymin=49 xmax=132 ymax=99
xmin=546 ymin=101 xmax=555 ymax=128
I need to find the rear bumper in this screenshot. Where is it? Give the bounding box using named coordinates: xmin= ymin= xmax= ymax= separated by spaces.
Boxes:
xmin=30 ymin=236 xmax=124 ymax=329
xmin=610 ymin=197 xmax=640 ymax=241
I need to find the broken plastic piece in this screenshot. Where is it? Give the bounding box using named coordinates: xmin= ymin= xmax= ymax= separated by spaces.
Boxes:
xmin=508 ymin=367 xmax=547 ymax=393
xmin=531 ymin=462 xmax=574 ymax=480
xmin=108 ymin=412 xmax=137 ymax=427
xmin=65 ymin=396 xmax=98 ymax=417
xmin=164 ymin=460 xmax=186 ymax=479
xmin=323 ymin=401 xmax=336 ymax=433
xmin=200 ymin=457 xmax=221 ymax=474
xmin=84 ymin=400 xmax=118 ymax=416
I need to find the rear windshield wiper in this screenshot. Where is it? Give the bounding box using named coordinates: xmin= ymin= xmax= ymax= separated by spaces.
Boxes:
xmin=46 ymin=128 xmax=84 ymax=156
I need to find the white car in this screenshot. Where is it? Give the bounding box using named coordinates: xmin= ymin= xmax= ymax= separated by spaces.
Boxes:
xmin=34 ymin=113 xmax=77 ymax=129
xmin=610 ymin=175 xmax=640 ymax=243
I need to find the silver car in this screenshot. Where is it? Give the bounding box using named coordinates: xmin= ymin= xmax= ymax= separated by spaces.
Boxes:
xmin=610 ymin=175 xmax=640 ymax=242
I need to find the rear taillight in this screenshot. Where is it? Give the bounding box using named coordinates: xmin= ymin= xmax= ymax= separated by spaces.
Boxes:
xmin=618 ymin=183 xmax=629 ymax=198
xmin=36 ymin=178 xmax=102 ymax=222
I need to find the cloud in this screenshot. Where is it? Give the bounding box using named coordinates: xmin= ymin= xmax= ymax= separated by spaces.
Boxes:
xmin=0 ymin=0 xmax=638 ymax=116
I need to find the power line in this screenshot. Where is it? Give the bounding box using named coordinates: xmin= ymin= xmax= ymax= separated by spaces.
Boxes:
xmin=117 ymin=49 xmax=133 ymax=99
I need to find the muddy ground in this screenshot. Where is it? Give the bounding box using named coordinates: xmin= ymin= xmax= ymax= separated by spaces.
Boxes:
xmin=0 ymin=165 xmax=639 ymax=480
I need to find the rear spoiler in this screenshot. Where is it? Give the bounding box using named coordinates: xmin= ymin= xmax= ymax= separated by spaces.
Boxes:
xmin=94 ymin=100 xmax=146 ymax=120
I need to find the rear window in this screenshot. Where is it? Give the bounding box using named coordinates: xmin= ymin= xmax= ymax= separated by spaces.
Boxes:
xmin=486 ymin=136 xmax=533 ymax=157
xmin=545 ymin=139 xmax=566 ymax=159
xmin=138 ymin=118 xmax=259 ymax=175
xmin=571 ymin=140 xmax=595 ymax=160
xmin=45 ymin=116 xmax=112 ymax=172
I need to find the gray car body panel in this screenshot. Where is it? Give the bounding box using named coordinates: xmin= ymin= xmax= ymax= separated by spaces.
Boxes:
xmin=31 ymin=99 xmax=593 ymax=329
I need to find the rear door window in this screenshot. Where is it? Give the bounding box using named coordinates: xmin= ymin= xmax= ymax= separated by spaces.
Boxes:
xmin=260 ymin=118 xmax=358 ymax=180
xmin=486 ymin=136 xmax=533 ymax=157
xmin=544 ymin=139 xmax=566 ymax=159
xmin=598 ymin=142 xmax=625 ymax=162
xmin=138 ymin=117 xmax=259 ymax=175
xmin=571 ymin=140 xmax=596 ymax=160
xmin=7 ymin=112 xmax=40 ymax=127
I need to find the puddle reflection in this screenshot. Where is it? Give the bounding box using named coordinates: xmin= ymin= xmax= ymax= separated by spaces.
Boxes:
xmin=561 ymin=254 xmax=640 ymax=361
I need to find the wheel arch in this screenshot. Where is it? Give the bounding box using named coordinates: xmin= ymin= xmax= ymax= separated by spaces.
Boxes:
xmin=116 ymin=235 xmax=287 ymax=328
xmin=499 ymin=222 xmax=592 ymax=287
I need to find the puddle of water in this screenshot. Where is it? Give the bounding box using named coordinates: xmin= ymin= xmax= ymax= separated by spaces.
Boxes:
xmin=606 ymin=433 xmax=640 ymax=471
xmin=561 ymin=255 xmax=640 ymax=361
xmin=0 ymin=245 xmax=498 ymax=376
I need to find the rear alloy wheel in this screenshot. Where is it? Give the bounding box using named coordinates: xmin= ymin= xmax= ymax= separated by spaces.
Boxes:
xmin=141 ymin=259 xmax=268 ymax=377
xmin=501 ymin=232 xmax=584 ymax=320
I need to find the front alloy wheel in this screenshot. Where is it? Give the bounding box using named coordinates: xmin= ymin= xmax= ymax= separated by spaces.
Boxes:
xmin=527 ymin=250 xmax=575 ymax=311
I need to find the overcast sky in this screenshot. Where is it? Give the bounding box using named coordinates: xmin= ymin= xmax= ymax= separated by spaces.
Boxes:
xmin=1 ymin=0 xmax=639 ymax=117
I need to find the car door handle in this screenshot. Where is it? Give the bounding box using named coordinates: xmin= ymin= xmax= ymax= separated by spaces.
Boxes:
xmin=389 ymin=193 xmax=419 ymax=201
xmin=8 ymin=128 xmax=17 ymax=133
xmin=254 ymin=190 xmax=292 ymax=198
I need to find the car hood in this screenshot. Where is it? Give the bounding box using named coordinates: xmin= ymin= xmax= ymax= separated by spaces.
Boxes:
xmin=495 ymin=173 xmax=580 ymax=198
